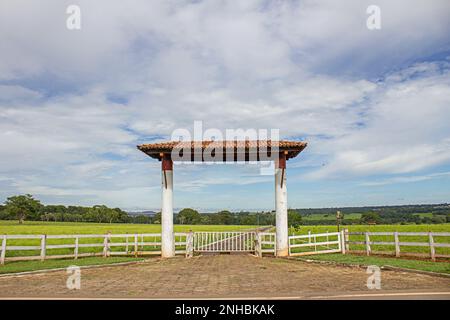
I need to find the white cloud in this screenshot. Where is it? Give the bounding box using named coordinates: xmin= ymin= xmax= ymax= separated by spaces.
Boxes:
xmin=1 ymin=0 xmax=449 ymax=208
xmin=360 ymin=171 xmax=450 ymax=187
xmin=306 ymin=62 xmax=450 ymax=179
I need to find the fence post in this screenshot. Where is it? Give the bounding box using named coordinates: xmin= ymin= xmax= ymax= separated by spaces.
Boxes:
xmin=192 ymin=231 xmax=195 ymax=257
xmin=125 ymin=234 xmax=129 ymax=254
xmin=134 ymin=234 xmax=138 ymax=257
xmin=365 ymin=232 xmax=371 ymax=256
xmin=40 ymin=235 xmax=47 ymax=261
xmin=340 ymin=230 xmax=346 ymax=254
xmin=394 ymin=232 xmax=400 ymax=257
xmin=344 ymin=228 xmax=349 ymax=252
xmin=103 ymin=234 xmax=107 ymax=257
xmin=326 ymin=230 xmax=329 ymax=249
xmin=288 ymin=234 xmax=291 ymax=256
xmin=0 ymin=235 xmax=6 ymax=265
xmin=74 ymin=237 xmax=79 ymax=260
xmin=429 ymin=232 xmax=436 ymax=262
xmin=186 ymin=231 xmax=194 ymax=258
xmin=273 ymin=233 xmax=276 ymax=256
xmin=308 ymin=230 xmax=311 ymax=244
xmin=255 ymin=231 xmax=262 ymax=257
xmin=103 ymin=233 xmax=111 ymax=257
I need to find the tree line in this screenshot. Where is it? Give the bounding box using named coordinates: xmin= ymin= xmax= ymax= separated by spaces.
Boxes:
xmin=293 ymin=205 xmax=450 ymax=225
xmin=0 ymin=194 xmax=448 ymax=226
xmin=0 ymin=195 xmax=302 ymax=226
xmin=0 ymin=194 xmax=131 ymax=224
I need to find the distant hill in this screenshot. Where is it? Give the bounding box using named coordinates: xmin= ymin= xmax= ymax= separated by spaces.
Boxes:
xmin=291 ymin=203 xmax=450 ymax=216
xmin=127 ymin=210 xmax=156 ymax=217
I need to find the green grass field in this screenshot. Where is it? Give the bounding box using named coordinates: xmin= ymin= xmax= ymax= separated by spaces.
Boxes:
xmin=0 ymin=220 xmax=256 ymax=234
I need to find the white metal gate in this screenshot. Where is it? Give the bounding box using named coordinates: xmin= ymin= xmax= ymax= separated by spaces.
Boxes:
xmin=194 ymin=231 xmax=256 ymax=253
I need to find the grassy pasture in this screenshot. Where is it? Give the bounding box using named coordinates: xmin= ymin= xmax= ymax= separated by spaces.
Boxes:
xmin=299 ymin=253 xmax=450 ymax=274
xmin=0 ymin=220 xmax=256 ymax=234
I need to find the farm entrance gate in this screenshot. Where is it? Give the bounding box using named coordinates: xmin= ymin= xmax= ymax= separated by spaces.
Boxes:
xmin=138 ymin=139 xmax=308 ymax=258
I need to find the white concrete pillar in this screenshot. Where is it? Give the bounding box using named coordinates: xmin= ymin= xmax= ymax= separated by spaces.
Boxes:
xmin=161 ymin=155 xmax=175 ymax=258
xmin=275 ymin=153 xmax=288 ymax=257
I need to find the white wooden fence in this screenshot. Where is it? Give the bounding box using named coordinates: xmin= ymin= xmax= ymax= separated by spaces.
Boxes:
xmin=255 ymin=232 xmax=276 ymax=257
xmin=346 ymin=231 xmax=450 ymax=261
xmin=2 ymin=230 xmax=449 ymax=264
xmin=0 ymin=233 xmax=191 ymax=264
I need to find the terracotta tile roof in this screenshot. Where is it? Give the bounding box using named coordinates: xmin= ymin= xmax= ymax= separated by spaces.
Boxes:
xmin=137 ymin=140 xmax=307 ymax=161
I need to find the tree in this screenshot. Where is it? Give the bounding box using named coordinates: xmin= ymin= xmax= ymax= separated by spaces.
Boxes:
xmin=87 ymin=205 xmax=110 ymax=223
xmin=0 ymin=206 xmax=9 ymax=220
xmin=214 ymin=210 xmax=234 ymax=225
xmin=200 ymin=214 xmax=211 ymax=225
xmin=288 ymin=209 xmax=302 ymax=228
xmin=133 ymin=214 xmax=152 ymax=224
xmin=177 ymin=208 xmax=201 ymax=224
xmin=113 ymin=208 xmax=129 ymax=223
xmin=105 ymin=209 xmax=120 ymax=223
xmin=361 ymin=212 xmax=381 ymax=224
xmin=4 ymin=194 xmax=42 ymax=224
xmin=431 ymin=215 xmax=446 ymax=224
xmin=152 ymin=212 xmax=161 ymax=224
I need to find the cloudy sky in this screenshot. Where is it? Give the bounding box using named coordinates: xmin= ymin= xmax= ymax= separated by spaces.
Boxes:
xmin=1 ymin=0 xmax=450 ymax=211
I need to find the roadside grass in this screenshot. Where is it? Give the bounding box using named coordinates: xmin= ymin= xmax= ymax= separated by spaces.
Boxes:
xmin=0 ymin=256 xmax=143 ymax=275
xmin=298 ymin=253 xmax=450 ymax=274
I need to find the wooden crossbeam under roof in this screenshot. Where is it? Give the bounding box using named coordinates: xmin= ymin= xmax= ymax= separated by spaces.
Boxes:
xmin=137 ymin=140 xmax=307 ymax=161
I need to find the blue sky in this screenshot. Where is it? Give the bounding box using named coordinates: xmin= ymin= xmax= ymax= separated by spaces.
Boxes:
xmin=0 ymin=0 xmax=450 ymax=211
